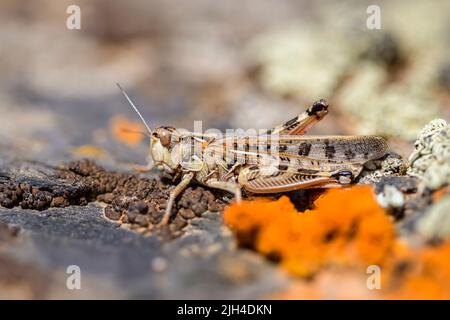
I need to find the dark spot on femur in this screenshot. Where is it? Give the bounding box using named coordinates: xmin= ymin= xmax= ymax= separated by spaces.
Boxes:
xmin=344 ymin=149 xmax=356 ymax=160
xmin=324 ymin=142 xmax=336 ymax=159
xmin=284 ymin=117 xmax=299 ymax=127
xmin=298 ymin=142 xmax=312 ymax=156
xmin=278 ymin=164 xmax=289 ymax=171
xmin=279 ymin=145 xmax=288 ymax=152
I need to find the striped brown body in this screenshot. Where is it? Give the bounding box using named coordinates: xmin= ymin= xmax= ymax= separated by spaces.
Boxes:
xmin=118 ymin=87 xmax=389 ymax=225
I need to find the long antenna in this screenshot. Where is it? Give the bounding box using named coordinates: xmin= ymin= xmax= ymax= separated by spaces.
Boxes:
xmin=116 ymin=83 xmax=153 ymax=135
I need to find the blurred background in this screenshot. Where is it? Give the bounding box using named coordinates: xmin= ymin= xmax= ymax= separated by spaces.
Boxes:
xmin=0 ymin=0 xmax=449 ymax=299
xmin=0 ymin=0 xmax=449 ymax=167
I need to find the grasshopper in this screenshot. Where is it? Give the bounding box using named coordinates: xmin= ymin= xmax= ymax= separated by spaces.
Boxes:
xmin=117 ymin=84 xmax=388 ymax=225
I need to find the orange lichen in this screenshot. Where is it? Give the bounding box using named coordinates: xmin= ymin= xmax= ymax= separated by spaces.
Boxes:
xmin=110 ymin=115 xmax=145 ymax=146
xmin=270 ymin=240 xmax=450 ymax=300
xmin=71 ymin=145 xmax=107 ymax=159
xmin=224 ymin=186 xmax=395 ymax=277
xmin=432 ymin=186 xmax=450 ymax=202
xmin=388 ymin=241 xmax=450 ymax=299
xmin=225 ymin=186 xmax=450 ymax=299
xmin=270 ymin=270 xmax=381 ymax=300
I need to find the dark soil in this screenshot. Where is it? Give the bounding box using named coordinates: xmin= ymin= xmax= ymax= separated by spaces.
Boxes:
xmin=0 ymin=160 xmax=227 ymax=238
xmin=0 ymin=159 xmax=381 ymax=239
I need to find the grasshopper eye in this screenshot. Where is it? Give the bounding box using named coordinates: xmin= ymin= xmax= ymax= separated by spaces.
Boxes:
xmin=159 ymin=129 xmax=172 ymax=147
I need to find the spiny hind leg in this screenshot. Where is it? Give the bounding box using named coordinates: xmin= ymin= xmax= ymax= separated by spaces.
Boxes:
xmin=268 ymin=99 xmax=329 ymax=136
xmin=241 ymin=174 xmax=337 ymax=194
xmin=238 ymin=166 xmax=354 ymax=194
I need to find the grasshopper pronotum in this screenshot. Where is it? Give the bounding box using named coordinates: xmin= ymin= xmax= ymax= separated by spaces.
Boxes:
xmin=117 ymin=85 xmax=388 ymax=225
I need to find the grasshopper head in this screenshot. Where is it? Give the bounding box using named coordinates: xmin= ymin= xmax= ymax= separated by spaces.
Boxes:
xmin=150 ymin=126 xmax=181 ymax=174
xmin=115 ymin=84 xmax=189 ymax=175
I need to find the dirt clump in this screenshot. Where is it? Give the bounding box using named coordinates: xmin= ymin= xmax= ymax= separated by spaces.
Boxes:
xmin=0 ymin=160 xmax=226 ymax=238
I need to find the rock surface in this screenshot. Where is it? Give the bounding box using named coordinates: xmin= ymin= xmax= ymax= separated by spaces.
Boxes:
xmin=0 ymin=161 xmax=288 ymax=299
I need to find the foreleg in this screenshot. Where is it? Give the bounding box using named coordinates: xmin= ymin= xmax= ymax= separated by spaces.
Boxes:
xmin=159 ymin=172 xmax=194 ymax=226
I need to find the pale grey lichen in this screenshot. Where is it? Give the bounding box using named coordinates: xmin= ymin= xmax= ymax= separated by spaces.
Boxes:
xmin=336 ymin=66 xmax=441 ymax=140
xmin=244 ymin=1 xmax=447 ymax=140
xmin=358 ymin=153 xmax=407 ymax=184
xmin=383 ymin=1 xmax=450 ymax=54
xmin=417 ymin=195 xmax=450 ymax=241
xmin=407 ymin=119 xmax=450 ymax=191
xmin=376 ymin=185 xmax=405 ymax=210
xmin=246 ymin=26 xmax=355 ymax=101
